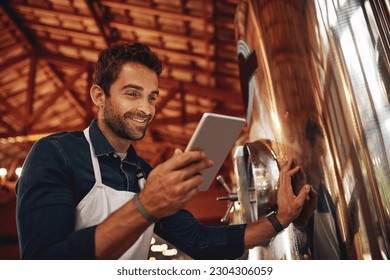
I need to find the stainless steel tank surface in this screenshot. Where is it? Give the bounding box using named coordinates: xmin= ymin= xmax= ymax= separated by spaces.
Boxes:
xmin=233 ymin=0 xmax=390 ymax=260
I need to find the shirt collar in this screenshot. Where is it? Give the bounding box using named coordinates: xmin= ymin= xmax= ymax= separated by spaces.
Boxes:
xmin=88 ymin=120 xmax=140 ymax=166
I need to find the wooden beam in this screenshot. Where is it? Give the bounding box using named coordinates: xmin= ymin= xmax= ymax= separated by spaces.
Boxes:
xmin=44 ymin=62 xmax=88 ymax=119
xmin=100 ymin=0 xmax=208 ymax=23
xmin=37 ymin=38 xmax=206 ymax=65
xmin=27 ymin=66 xmax=87 ymax=127
xmin=155 ymin=87 xmax=179 ymax=113
xmin=37 ymin=52 xmax=241 ymax=104
xmin=11 ymin=3 xmax=88 ymax=22
xmin=0 ymin=24 xmax=17 ymax=34
xmin=0 ymin=54 xmax=30 ymax=73
xmin=110 ymin=21 xmax=208 ymax=46
xmin=159 ymin=79 xmax=242 ymax=104
xmin=0 ymin=42 xmax=26 ymax=57
xmin=85 ymin=0 xmax=112 ymax=47
xmin=152 ymin=113 xmax=203 ymax=125
xmin=37 ymin=37 xmax=237 ymax=78
xmin=0 ymin=96 xmax=25 ymax=131
xmin=0 ymin=3 xmax=36 ymax=49
xmin=182 ymin=82 xmax=242 ymax=103
xmin=0 ymin=117 xmax=17 ymax=133
xmin=37 ymin=50 xmax=89 ymax=68
xmin=26 ymin=56 xmax=37 ymax=116
xmin=25 ymin=22 xmax=104 ymax=42
xmin=37 ymin=37 xmax=232 ymax=73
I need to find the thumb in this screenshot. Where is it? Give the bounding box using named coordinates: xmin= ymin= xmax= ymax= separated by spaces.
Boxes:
xmin=174 ymin=148 xmax=183 ymax=156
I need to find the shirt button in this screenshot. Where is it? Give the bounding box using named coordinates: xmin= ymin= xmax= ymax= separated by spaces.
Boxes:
xmin=113 ymin=154 xmax=118 ymax=158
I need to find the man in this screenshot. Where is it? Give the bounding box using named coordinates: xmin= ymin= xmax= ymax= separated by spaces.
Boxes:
xmin=16 ymin=42 xmax=314 ymax=260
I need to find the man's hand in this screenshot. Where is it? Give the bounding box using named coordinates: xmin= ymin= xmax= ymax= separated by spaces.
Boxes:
xmin=138 ymin=149 xmax=214 ymax=219
xmin=275 ymin=158 xmax=313 ymax=228
xmin=293 ymin=185 xmax=317 ymax=229
xmin=244 ymin=158 xmax=317 ymax=249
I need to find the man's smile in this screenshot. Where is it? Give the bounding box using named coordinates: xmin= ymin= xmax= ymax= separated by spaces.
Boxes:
xmin=128 ymin=116 xmax=147 ymax=123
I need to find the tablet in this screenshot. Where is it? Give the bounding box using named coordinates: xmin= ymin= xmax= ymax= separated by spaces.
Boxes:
xmin=185 ymin=113 xmax=246 ymax=191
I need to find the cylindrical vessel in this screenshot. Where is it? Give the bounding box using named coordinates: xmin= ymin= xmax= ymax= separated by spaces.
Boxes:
xmin=234 ymin=0 xmax=390 ymax=260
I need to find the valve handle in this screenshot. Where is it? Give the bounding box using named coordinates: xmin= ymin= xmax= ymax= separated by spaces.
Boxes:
xmin=216 ymin=175 xmax=231 ymax=194
xmin=216 ymin=175 xmax=238 ymax=224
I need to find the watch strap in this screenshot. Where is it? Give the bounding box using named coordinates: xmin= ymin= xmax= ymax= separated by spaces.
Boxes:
xmin=266 ymin=211 xmax=284 ymax=233
xmin=133 ymin=193 xmax=158 ymax=223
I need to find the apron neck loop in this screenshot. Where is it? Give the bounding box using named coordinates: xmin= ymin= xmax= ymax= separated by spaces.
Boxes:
xmin=83 ymin=127 xmax=103 ymax=185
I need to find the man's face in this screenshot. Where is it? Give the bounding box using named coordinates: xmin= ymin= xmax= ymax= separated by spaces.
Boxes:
xmin=102 ymin=62 xmax=159 ymax=141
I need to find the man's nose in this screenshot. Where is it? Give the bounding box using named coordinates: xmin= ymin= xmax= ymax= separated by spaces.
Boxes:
xmin=136 ymin=98 xmax=152 ymax=115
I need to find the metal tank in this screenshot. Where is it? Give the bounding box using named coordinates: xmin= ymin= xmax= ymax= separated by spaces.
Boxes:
xmin=232 ymin=0 xmax=390 ymax=260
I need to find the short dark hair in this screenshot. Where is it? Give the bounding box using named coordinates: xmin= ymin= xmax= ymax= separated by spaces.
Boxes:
xmin=94 ymin=42 xmax=164 ymax=96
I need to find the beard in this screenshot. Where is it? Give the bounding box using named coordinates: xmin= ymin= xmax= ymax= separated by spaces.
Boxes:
xmin=102 ymin=99 xmax=152 ymax=141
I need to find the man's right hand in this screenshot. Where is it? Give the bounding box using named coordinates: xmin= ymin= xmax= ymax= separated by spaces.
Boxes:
xmin=137 ymin=150 xmax=214 ymax=219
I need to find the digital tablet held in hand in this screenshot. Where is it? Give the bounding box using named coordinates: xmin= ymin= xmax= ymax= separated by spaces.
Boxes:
xmin=185 ymin=113 xmax=246 ymax=191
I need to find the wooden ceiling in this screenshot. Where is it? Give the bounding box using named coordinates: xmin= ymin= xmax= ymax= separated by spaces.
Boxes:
xmin=0 ymin=0 xmax=246 ymax=223
xmin=0 ymin=0 xmax=245 ymax=174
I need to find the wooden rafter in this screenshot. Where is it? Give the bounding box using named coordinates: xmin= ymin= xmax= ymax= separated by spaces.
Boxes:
xmin=27 ymin=66 xmax=87 ymax=127
xmin=155 ymin=87 xmax=179 ymax=113
xmin=0 ymin=54 xmax=30 ymax=73
xmin=44 ymin=62 xmax=87 ymax=119
xmin=37 ymin=51 xmax=240 ymax=104
xmin=110 ymin=21 xmax=209 ymax=46
xmin=0 ymin=117 xmax=17 ymax=133
xmin=153 ymin=113 xmax=203 ymax=125
xmin=26 ymin=56 xmax=37 ymax=116
xmin=85 ymin=0 xmax=112 ymax=47
xmin=0 ymin=2 xmax=36 ymax=50
xmin=25 ymin=22 xmax=104 ymax=42
xmin=100 ymin=0 xmax=209 ymax=23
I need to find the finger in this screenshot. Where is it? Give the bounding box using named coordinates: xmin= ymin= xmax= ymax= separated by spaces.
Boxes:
xmin=308 ymin=186 xmax=318 ymax=207
xmin=295 ymin=184 xmax=311 ymax=206
xmin=180 ymin=158 xmax=214 ymax=179
xmin=174 ymin=173 xmax=204 ymax=195
xmin=286 ymin=165 xmax=301 ymax=176
xmin=280 ymin=158 xmax=293 ymax=172
xmin=174 ymin=148 xmax=183 ymax=156
xmin=164 ymin=150 xmax=207 ymax=171
xmin=164 ymin=157 xmax=213 ymax=186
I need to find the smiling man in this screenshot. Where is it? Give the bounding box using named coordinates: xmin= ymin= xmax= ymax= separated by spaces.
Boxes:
xmin=15 ymin=42 xmax=314 ymax=260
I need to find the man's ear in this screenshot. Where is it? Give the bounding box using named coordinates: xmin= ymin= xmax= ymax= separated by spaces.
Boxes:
xmin=90 ymin=85 xmax=106 ymax=107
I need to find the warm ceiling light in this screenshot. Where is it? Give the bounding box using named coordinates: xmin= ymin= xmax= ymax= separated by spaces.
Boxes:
xmin=15 ymin=167 xmax=23 ymax=177
xmin=0 ymin=168 xmax=7 ymax=177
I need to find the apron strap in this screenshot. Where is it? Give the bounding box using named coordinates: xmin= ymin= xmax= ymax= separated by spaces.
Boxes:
xmin=83 ymin=127 xmax=103 ymax=185
xmin=136 ymin=168 xmax=146 ymax=190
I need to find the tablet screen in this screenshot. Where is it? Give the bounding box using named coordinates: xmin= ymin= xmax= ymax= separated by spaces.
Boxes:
xmin=185 ymin=113 xmax=246 ymax=191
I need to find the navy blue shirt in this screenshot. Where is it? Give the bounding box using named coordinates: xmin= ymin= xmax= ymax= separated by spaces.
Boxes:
xmin=16 ymin=120 xmax=245 ymax=259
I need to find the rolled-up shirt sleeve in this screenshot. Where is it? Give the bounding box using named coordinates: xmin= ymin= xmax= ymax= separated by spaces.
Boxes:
xmin=154 ymin=210 xmax=246 ymax=260
xmin=16 ymin=138 xmax=95 ymax=259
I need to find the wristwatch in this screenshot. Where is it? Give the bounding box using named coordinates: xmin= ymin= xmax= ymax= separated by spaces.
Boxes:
xmin=266 ymin=211 xmax=284 ymax=233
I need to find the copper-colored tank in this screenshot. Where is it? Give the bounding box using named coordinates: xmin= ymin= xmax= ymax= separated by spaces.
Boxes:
xmin=233 ymin=0 xmax=390 ymax=260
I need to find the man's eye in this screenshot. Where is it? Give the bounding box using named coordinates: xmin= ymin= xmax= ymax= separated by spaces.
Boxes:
xmin=126 ymin=91 xmax=139 ymax=97
xmin=148 ymin=95 xmax=157 ymax=102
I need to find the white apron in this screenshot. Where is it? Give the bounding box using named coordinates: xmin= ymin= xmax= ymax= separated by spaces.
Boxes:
xmin=75 ymin=127 xmax=154 ymax=259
